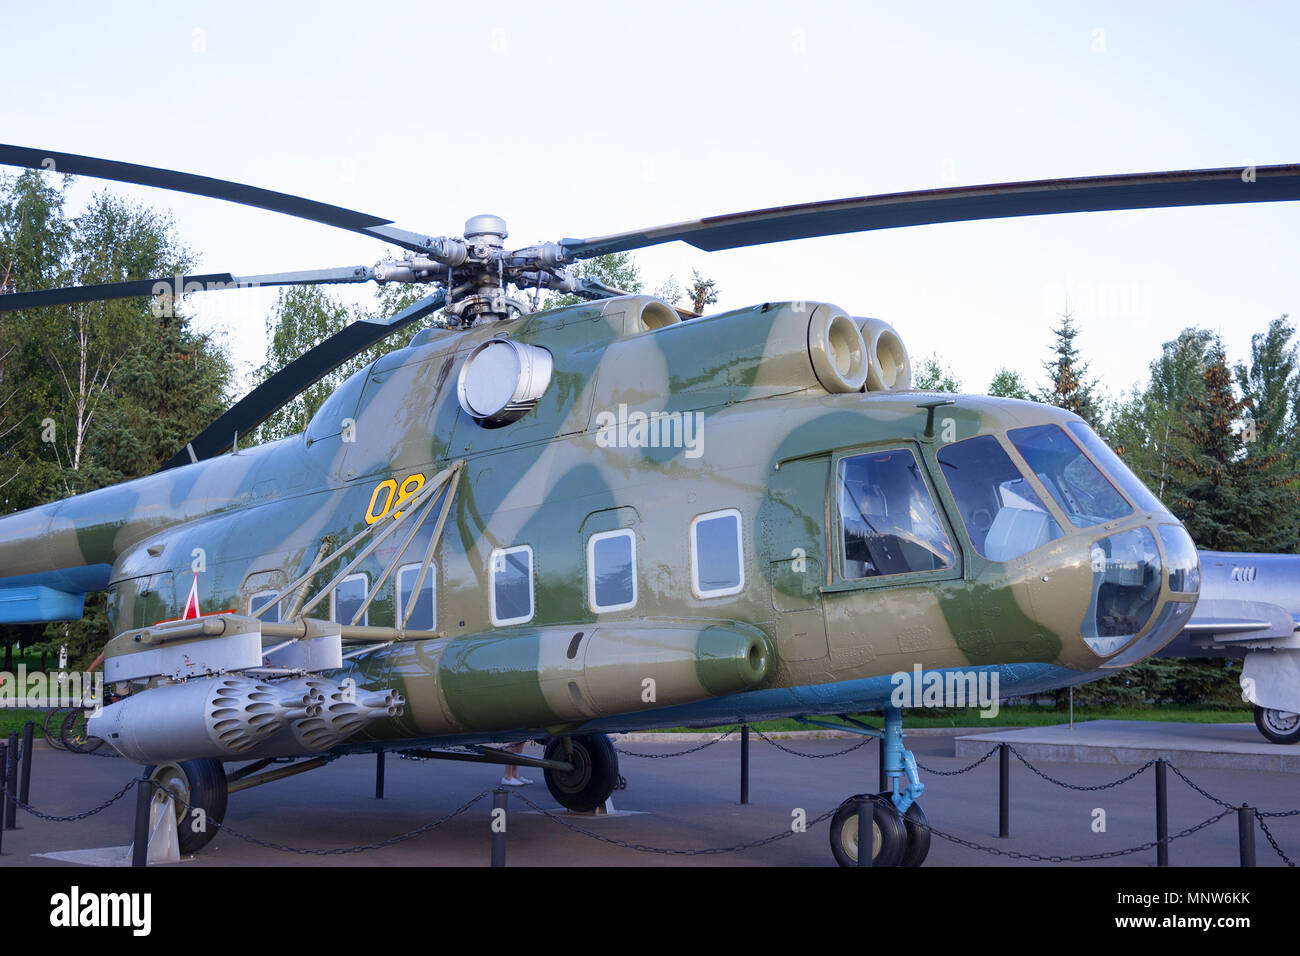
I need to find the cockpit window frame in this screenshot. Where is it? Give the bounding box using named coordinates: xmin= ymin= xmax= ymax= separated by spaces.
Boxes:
xmin=825 ymin=441 xmax=964 ymax=593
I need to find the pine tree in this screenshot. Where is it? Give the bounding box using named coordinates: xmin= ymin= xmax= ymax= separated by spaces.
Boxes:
xmin=1167 ymin=340 xmax=1300 ymax=552
xmin=1038 ymin=304 xmax=1101 ymax=426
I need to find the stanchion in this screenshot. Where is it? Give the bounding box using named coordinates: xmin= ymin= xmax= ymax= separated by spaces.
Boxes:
xmin=375 ymin=751 xmax=385 ymax=800
xmin=856 ymin=796 xmax=872 ymax=867
xmin=132 ymin=774 xmax=151 ymax=868
xmin=491 ymin=789 xmax=508 ymax=867
xmin=878 ymin=736 xmax=887 ymax=793
xmin=1238 ymin=806 xmax=1256 ymax=867
xmin=998 ymin=743 xmax=1009 ymax=838
xmin=739 ymin=724 xmax=749 ymax=805
xmin=3 ymin=732 xmax=16 ymax=830
xmin=1155 ymin=758 xmax=1168 ymax=867
xmin=0 ymin=741 xmax=7 ymax=854
xmin=19 ymin=720 xmax=34 ymax=808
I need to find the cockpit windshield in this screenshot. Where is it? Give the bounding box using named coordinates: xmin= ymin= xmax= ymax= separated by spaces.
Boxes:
xmin=1007 ymin=424 xmax=1132 ymax=528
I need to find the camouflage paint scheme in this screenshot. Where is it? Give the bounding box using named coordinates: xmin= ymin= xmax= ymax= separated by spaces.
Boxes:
xmin=0 ymin=296 xmax=1198 ymax=758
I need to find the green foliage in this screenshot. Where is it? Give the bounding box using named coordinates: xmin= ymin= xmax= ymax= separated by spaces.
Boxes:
xmin=1063 ymin=657 xmax=1244 ymax=708
xmin=1165 ymin=339 xmax=1300 ymax=552
xmin=685 ymin=268 xmax=719 ymax=314
xmin=1235 ymin=314 xmax=1296 ymax=461
xmin=1038 ymin=306 xmax=1102 ymax=426
xmin=545 ymin=252 xmax=643 ymax=309
xmin=0 ymin=171 xmax=234 ymax=667
xmin=987 ymin=367 xmax=1030 ymax=399
xmin=912 ymin=353 xmax=961 ymax=392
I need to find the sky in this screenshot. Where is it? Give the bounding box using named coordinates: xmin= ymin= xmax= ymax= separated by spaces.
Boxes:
xmin=2 ymin=0 xmax=1298 ymax=404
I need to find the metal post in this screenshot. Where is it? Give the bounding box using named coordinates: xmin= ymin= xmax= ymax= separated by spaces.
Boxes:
xmin=878 ymin=735 xmax=887 ymax=793
xmin=1155 ymin=758 xmax=1168 ymax=867
xmin=998 ymin=742 xmax=1009 ymax=838
xmin=856 ymin=796 xmax=872 ymax=867
xmin=490 ymin=789 xmax=508 ymax=867
xmin=19 ymin=720 xmax=34 ymax=808
xmin=739 ymin=724 xmax=749 ymax=805
xmin=132 ymin=774 xmax=151 ymax=868
xmin=1068 ymin=686 xmax=1074 ymax=730
xmin=1238 ymin=806 xmax=1256 ymax=868
xmin=375 ymin=751 xmax=385 ymax=799
xmin=0 ymin=742 xmax=6 ymax=854
xmin=3 ymin=732 xmax=16 ymax=830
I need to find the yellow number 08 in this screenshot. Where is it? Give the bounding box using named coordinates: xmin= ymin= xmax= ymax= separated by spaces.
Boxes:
xmin=365 ymin=473 xmax=426 ymax=525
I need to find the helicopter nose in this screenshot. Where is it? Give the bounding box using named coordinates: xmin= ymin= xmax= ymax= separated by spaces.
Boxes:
xmin=1081 ymin=521 xmax=1199 ymax=669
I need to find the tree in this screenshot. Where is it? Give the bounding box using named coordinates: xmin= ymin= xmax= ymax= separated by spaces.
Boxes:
xmin=912 ymin=353 xmax=961 ymax=392
xmin=1165 ymin=339 xmax=1300 ymax=552
xmin=545 ymin=252 xmax=643 ymax=309
xmin=1038 ymin=304 xmax=1101 ymax=426
xmin=685 ymin=268 xmax=718 ymax=314
xmin=1107 ymin=328 xmax=1214 ymax=501
xmin=987 ymin=368 xmax=1030 ymax=399
xmin=1235 ymin=314 xmax=1296 ymax=462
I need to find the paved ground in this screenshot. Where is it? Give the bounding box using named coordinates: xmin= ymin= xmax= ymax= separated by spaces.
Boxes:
xmin=3 ymin=726 xmax=1297 ymax=867
xmin=957 ymin=721 xmax=1300 ymax=772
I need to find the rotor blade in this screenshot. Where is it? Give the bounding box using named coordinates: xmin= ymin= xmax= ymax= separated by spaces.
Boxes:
xmin=159 ymin=288 xmax=448 ymax=470
xmin=0 ymin=266 xmax=377 ymax=313
xmin=562 ymin=164 xmax=1300 ymax=257
xmin=0 ymin=144 xmax=441 ymax=253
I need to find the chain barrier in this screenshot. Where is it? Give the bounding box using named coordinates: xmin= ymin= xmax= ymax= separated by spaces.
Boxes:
xmin=513 ymin=790 xmax=838 ymax=856
xmin=918 ymin=808 xmax=1235 ymax=863
xmin=613 ymin=728 xmax=739 ymax=758
xmin=916 ymin=746 xmax=999 ymax=776
xmin=1255 ymin=813 xmax=1296 ymax=867
xmin=147 ymin=778 xmax=496 ymax=856
xmin=750 ymin=727 xmax=872 ymax=759
xmin=7 ymin=739 xmax=1297 ymax=864
xmin=0 ymin=773 xmax=138 ymax=821
xmin=1009 ymin=746 xmax=1156 ymax=791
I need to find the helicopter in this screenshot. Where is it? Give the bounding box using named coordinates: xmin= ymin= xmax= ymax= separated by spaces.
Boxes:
xmin=1 ymin=145 xmax=1299 ymax=866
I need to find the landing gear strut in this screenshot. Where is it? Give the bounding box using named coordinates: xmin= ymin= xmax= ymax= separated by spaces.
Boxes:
xmin=816 ymin=705 xmax=931 ymax=867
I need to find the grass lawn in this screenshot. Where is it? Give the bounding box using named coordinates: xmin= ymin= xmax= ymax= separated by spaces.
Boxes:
xmin=0 ymin=708 xmax=50 ymax=739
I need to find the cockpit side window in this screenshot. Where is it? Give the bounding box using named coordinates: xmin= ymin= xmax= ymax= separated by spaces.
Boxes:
xmin=837 ymin=448 xmax=955 ymax=579
xmin=937 ymin=435 xmax=1064 ymax=561
xmin=1008 ymin=424 xmax=1132 ymax=528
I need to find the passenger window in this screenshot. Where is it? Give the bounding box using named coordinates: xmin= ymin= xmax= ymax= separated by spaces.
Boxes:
xmin=331 ymin=573 xmax=369 ymax=626
xmin=690 ymin=510 xmax=744 ymax=598
xmin=249 ymin=590 xmax=281 ymax=623
xmin=1008 ymin=424 xmax=1132 ymax=528
xmin=397 ymin=563 xmax=437 ymax=630
xmin=588 ymin=529 xmax=637 ymax=612
xmin=490 ymin=546 xmax=534 ymax=626
xmin=838 ymin=448 xmax=955 ymax=579
xmin=938 ymin=435 xmax=1064 ymax=561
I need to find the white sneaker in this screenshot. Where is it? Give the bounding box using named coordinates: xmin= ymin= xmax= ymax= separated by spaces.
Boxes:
xmin=517 ymin=775 xmax=535 ymax=785
xmin=500 ymin=776 xmax=525 ymax=787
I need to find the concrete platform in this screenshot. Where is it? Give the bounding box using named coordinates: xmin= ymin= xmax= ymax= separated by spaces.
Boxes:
xmin=956 ymin=720 xmax=1300 ymax=772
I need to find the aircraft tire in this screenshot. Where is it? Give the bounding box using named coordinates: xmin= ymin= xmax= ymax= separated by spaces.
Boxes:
xmin=1254 ymin=705 xmax=1300 ymax=745
xmin=882 ymin=793 xmax=931 ymax=867
xmin=829 ymin=794 xmax=907 ymax=867
xmin=145 ymin=758 xmax=228 ymax=854
xmin=543 ymin=734 xmax=619 ymax=812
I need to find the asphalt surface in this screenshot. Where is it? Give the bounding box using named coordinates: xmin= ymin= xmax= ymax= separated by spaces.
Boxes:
xmin=2 ymin=729 xmax=1297 ymax=867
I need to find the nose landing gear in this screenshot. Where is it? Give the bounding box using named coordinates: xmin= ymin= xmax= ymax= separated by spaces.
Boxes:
xmin=810 ymin=705 xmax=931 ymax=867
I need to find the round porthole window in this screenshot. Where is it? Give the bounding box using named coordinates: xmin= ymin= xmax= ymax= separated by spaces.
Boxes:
xmin=457 ymin=339 xmax=554 ymax=427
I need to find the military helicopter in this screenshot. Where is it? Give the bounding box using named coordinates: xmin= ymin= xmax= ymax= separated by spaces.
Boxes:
xmin=2 ymin=145 xmax=1299 ymax=866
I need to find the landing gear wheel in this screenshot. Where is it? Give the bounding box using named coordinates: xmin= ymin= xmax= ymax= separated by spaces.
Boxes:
xmin=60 ymin=709 xmax=104 ymax=753
xmin=543 ymin=734 xmax=619 ymax=812
xmin=144 ymin=758 xmax=228 ymax=854
xmin=1255 ymin=705 xmax=1300 ymax=744
xmin=878 ymin=792 xmax=931 ymax=867
xmin=829 ymin=794 xmax=907 ymax=867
